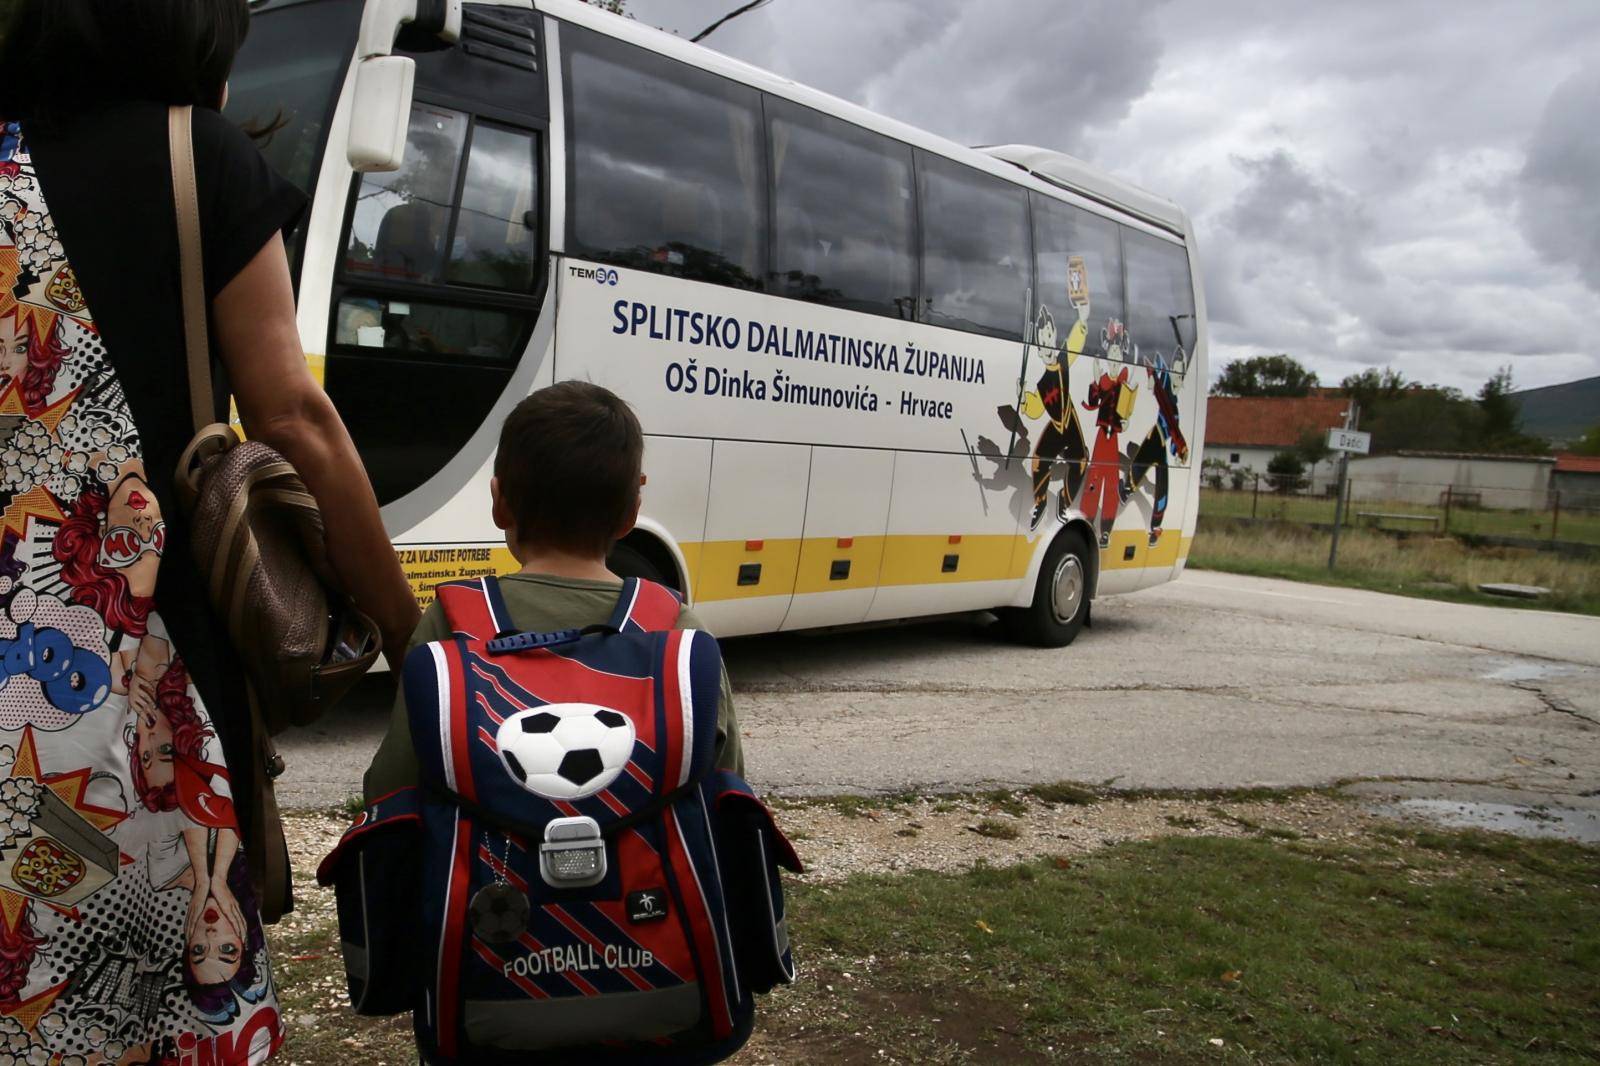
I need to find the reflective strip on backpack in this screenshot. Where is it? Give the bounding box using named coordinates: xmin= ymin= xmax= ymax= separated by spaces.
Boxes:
xmin=430 ymin=643 xmax=457 ymax=794
xmin=675 ymin=631 xmax=697 ymax=789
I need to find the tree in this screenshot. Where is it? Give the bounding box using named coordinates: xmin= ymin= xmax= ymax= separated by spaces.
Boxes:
xmin=1212 ymin=354 xmax=1319 ymax=397
xmin=1361 ymin=385 xmax=1480 ymax=452
xmin=1477 ymin=365 xmax=1549 ymax=455
xmin=1340 ymin=367 xmax=1408 ymax=414
xmin=1573 ymin=423 xmax=1600 ymax=457
xmin=1295 ymin=427 xmax=1334 ymax=470
xmin=1266 ymin=451 xmax=1306 ymax=493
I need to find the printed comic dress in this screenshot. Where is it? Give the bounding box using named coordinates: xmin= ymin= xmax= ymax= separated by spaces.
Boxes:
xmin=0 ymin=124 xmax=280 ymax=1064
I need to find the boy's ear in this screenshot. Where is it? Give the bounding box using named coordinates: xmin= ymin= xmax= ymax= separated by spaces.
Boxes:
xmin=490 ymin=476 xmax=513 ymax=532
xmin=615 ymin=486 xmax=642 ymax=540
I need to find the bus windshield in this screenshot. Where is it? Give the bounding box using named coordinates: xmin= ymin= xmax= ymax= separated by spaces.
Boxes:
xmin=226 ymin=1 xmax=361 ymax=254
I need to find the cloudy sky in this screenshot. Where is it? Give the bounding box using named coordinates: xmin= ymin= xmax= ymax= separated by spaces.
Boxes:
xmin=622 ymin=0 xmax=1600 ymax=394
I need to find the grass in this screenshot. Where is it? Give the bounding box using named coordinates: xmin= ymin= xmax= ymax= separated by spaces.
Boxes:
xmin=1199 ymin=488 xmax=1600 ymax=546
xmin=1190 ymin=515 xmax=1600 ymax=615
xmin=267 ymin=814 xmax=1600 ymax=1064
xmin=970 ymin=817 xmax=1021 ymax=840
xmin=1025 ymin=782 xmax=1098 ymax=806
xmin=789 ymin=830 xmax=1599 ymax=1063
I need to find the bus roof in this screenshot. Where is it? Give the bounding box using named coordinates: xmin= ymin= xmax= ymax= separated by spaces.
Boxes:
xmin=534 ymin=0 xmax=1189 ymax=241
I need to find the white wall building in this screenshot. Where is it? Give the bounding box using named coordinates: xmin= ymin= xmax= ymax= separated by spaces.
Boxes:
xmin=1346 ymin=451 xmax=1554 ymax=510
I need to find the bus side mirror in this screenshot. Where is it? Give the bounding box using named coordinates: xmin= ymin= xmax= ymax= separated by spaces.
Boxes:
xmin=347 ymin=55 xmax=415 ymax=173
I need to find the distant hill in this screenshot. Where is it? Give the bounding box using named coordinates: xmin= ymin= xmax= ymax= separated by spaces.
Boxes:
xmin=1514 ymin=375 xmax=1600 ymax=444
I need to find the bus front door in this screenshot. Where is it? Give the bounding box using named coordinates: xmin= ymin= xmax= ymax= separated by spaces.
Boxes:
xmin=324 ymin=8 xmax=550 ymax=514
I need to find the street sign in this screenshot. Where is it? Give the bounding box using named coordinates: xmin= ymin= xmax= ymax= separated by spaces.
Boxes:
xmin=1327 ymin=428 xmax=1371 ymax=454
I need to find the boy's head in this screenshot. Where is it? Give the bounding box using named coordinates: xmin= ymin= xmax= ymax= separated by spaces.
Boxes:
xmin=492 ymin=382 xmax=643 ymax=559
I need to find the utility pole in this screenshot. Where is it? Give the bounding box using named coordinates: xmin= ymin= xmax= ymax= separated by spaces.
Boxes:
xmin=1328 ymin=400 xmax=1360 ymax=570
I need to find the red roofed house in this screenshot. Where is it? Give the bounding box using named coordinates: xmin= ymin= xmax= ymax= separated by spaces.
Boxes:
xmin=1205 ymin=395 xmax=1353 ymax=491
xmin=1553 ymin=453 xmax=1600 ymax=509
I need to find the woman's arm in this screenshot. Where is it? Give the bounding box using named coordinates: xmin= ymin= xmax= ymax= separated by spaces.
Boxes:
xmin=211 ymin=233 xmax=420 ymax=669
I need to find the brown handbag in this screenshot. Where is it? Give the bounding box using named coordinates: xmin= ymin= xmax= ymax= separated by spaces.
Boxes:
xmin=165 ymin=105 xmax=383 ymax=920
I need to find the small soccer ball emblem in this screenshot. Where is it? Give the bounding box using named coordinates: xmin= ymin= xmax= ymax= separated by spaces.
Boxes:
xmin=469 ymin=882 xmax=529 ymax=944
xmin=495 ymin=703 xmax=636 ymax=800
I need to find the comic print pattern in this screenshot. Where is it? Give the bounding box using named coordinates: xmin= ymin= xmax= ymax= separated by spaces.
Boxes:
xmin=0 ymin=123 xmax=280 ymax=1065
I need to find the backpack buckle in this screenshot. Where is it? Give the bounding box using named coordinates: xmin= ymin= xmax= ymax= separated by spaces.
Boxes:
xmin=539 ymin=816 xmax=607 ymax=888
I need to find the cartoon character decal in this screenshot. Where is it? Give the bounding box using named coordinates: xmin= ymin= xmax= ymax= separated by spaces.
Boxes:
xmin=1019 ymin=275 xmax=1091 ymax=529
xmin=980 ymin=250 xmax=1192 ymax=556
xmin=0 ymin=122 xmax=280 ymax=1060
xmin=1123 ymin=343 xmax=1189 ymax=545
xmin=1081 ymin=359 xmax=1135 ymax=547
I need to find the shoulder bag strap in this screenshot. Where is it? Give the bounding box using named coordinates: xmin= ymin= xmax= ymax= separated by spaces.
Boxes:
xmin=169 ymin=106 xmax=291 ymax=920
xmin=167 ymin=104 xmax=215 ymax=435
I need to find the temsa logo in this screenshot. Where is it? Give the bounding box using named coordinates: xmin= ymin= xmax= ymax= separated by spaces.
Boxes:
xmin=569 ymin=265 xmax=619 ymax=286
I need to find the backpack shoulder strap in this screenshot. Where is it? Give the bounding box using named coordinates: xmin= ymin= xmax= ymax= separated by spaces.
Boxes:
xmin=435 ymin=575 xmax=514 ymax=641
xmin=606 ymin=578 xmax=683 ymax=634
xmin=400 ymin=637 xmax=480 ymax=804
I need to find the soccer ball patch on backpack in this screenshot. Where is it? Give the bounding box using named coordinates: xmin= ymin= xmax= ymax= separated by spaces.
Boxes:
xmin=317 ymin=577 xmax=800 ymax=1064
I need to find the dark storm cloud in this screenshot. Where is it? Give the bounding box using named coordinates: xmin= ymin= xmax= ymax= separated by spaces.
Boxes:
xmin=697 ymin=0 xmax=1166 ymax=152
xmin=1215 ymin=149 xmax=1382 ymax=323
xmin=616 ymin=0 xmax=1600 ymax=390
xmin=1518 ymin=70 xmax=1600 ymax=292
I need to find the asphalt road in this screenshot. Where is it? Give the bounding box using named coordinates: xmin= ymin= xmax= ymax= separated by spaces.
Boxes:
xmin=275 ymin=570 xmax=1600 ymax=810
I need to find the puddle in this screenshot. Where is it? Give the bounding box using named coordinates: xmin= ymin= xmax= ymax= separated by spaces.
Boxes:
xmin=1379 ymin=798 xmax=1600 ymax=844
xmin=1480 ymin=659 xmax=1577 ymax=683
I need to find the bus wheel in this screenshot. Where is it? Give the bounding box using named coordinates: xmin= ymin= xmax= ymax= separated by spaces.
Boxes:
xmin=608 ymin=540 xmax=671 ymax=588
xmin=1002 ymin=528 xmax=1091 ymax=647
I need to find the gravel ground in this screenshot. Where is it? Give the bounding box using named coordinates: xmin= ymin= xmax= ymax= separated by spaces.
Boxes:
xmin=764 ymin=791 xmax=1384 ymax=882
xmin=269 ymin=789 xmax=1394 ymax=1063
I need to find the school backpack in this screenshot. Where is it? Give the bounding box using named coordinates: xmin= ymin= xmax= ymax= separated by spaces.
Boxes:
xmin=316 ymin=576 xmax=801 ymax=1064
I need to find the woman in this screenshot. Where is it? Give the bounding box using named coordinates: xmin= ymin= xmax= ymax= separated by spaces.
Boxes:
xmin=0 ymin=1 xmax=420 ymax=1062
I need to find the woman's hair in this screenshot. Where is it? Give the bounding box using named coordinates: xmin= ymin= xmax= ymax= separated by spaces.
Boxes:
xmin=185 ymin=849 xmax=268 ymax=1023
xmin=0 ymin=0 xmax=250 ymax=122
xmin=6 ymin=308 xmax=69 ymax=413
xmin=54 ymin=487 xmax=151 ymax=636
xmin=0 ymin=906 xmax=42 ymax=1007
xmin=127 ymin=658 xmax=214 ymax=813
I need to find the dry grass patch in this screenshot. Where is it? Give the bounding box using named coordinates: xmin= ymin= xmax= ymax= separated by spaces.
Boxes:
xmin=1191 ymin=516 xmax=1600 ymax=614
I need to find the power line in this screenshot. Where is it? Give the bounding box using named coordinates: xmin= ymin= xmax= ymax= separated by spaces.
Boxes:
xmin=691 ymin=0 xmax=774 ymax=43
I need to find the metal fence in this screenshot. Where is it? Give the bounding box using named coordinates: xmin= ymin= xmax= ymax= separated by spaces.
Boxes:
xmin=1198 ymin=473 xmax=1599 ymax=549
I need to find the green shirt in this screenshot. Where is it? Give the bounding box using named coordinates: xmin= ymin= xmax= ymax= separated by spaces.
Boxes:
xmin=362 ymin=573 xmax=743 ymax=801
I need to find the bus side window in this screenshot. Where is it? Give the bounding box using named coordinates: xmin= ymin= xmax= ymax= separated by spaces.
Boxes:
xmin=1123 ymin=229 xmax=1196 ymax=375
xmin=1032 ymin=194 xmax=1125 ymax=360
xmin=917 ymin=152 xmax=1031 ymax=341
xmin=563 ymin=25 xmax=765 ymax=289
xmin=344 ymin=105 xmax=469 ymax=285
xmin=767 ymin=97 xmax=917 ymax=320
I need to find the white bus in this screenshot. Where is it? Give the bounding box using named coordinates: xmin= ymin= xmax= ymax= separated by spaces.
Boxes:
xmin=227 ymin=0 xmax=1207 ymax=646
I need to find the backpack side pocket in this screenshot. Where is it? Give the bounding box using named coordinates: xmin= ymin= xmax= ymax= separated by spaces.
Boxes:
xmin=315 ymin=787 xmax=424 ymax=1015
xmin=712 ymin=776 xmax=803 ymax=996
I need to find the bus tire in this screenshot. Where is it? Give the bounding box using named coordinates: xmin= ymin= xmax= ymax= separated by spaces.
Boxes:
xmin=607 ymin=540 xmax=672 ymax=588
xmin=1002 ymin=528 xmax=1091 ymax=647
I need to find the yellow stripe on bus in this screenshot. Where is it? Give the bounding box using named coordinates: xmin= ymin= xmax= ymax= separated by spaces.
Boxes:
xmin=394 ymin=533 xmax=1193 ymax=610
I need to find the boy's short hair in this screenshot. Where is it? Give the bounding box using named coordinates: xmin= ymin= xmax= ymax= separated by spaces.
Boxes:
xmin=494 ymin=382 xmax=643 ymax=557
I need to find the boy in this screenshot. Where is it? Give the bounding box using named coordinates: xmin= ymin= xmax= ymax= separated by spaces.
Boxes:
xmin=363 ymin=380 xmax=742 ymax=801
